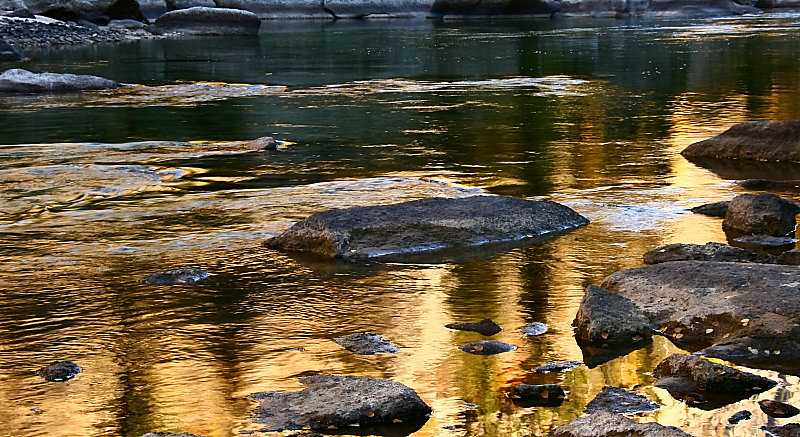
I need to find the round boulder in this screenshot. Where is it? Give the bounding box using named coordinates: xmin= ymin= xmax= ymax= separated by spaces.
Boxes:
xmin=722 ymin=193 xmax=799 ymax=237
xmin=0 ymin=69 xmax=119 ymax=93
xmin=149 ymin=7 xmax=261 ymax=35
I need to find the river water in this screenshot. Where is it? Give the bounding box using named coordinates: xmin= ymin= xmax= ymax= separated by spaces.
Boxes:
xmin=2 ymin=13 xmax=800 ymax=437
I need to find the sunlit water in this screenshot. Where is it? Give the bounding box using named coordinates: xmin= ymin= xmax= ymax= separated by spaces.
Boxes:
xmin=2 ymin=13 xmax=800 ymax=437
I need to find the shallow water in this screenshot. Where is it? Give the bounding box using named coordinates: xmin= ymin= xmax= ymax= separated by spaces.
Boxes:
xmin=2 ymin=13 xmax=800 ymax=437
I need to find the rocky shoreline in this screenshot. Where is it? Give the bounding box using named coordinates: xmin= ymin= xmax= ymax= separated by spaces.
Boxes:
xmin=0 ymin=16 xmax=151 ymax=49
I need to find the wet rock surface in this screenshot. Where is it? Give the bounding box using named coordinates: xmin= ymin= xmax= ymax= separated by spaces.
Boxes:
xmin=265 ymin=195 xmax=589 ymax=260
xmin=459 ymin=340 xmax=516 ymax=355
xmin=740 ymin=179 xmax=800 ymax=191
xmin=727 ymin=410 xmax=752 ymax=424
xmin=141 ymin=433 xmax=205 ymax=437
xmin=520 ymin=322 xmax=548 ymax=336
xmin=573 ymin=285 xmax=652 ymax=348
xmin=762 ymin=423 xmax=800 ymax=437
xmin=584 ymin=386 xmax=660 ymax=414
xmin=0 ymin=68 xmax=119 ymax=93
xmin=250 ymin=374 xmax=431 ymax=432
xmin=778 ymin=248 xmax=800 ymax=265
xmin=142 ymin=268 xmax=209 ymax=285
xmin=759 ymin=400 xmax=800 ymax=418
xmin=549 ymin=410 xmax=694 ymax=437
xmin=0 ymin=16 xmax=144 ymax=48
xmin=36 ymin=360 xmax=81 ymax=382
xmin=722 ymin=193 xmax=799 ymax=237
xmin=245 ymin=136 xmax=278 ymax=151
xmin=445 ymin=318 xmax=502 ymax=336
xmin=0 ymin=37 xmax=24 ymax=60
xmin=149 ymin=7 xmax=261 ymax=35
xmin=601 ymin=261 xmax=800 ymax=373
xmin=534 ymin=360 xmax=583 ymax=373
xmin=643 ymin=242 xmax=775 ymax=264
xmin=733 ymin=234 xmax=797 ymax=248
xmin=332 ymin=332 xmax=398 ymax=354
xmin=691 ymin=201 xmax=729 ymax=218
xmin=508 ymin=383 xmax=566 ymax=407
xmin=682 ymin=120 xmax=800 ymax=163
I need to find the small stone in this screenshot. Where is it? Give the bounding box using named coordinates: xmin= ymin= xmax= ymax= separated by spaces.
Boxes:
xmin=246 ymin=136 xmax=278 ymax=151
xmin=533 ymin=361 xmax=583 ymax=373
xmin=727 ymin=409 xmax=752 ymax=424
xmin=584 ymin=386 xmax=660 ymax=414
xmin=459 ymin=340 xmax=516 ymax=355
xmin=508 ymin=383 xmax=566 ymax=407
xmin=142 ymin=268 xmax=209 ymax=285
xmin=690 ymin=201 xmax=729 ymax=218
xmin=520 ymin=322 xmax=547 ymax=336
xmin=333 ymin=333 xmax=398 ymax=355
xmin=445 ymin=318 xmax=502 ymax=336
xmin=36 ymin=361 xmax=82 ymax=382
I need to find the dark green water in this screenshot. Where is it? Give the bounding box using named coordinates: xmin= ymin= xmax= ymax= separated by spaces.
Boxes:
xmin=1 ymin=13 xmax=800 ymax=437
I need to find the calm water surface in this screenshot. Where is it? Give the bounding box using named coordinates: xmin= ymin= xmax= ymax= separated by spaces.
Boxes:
xmin=2 ymin=13 xmax=800 ymax=437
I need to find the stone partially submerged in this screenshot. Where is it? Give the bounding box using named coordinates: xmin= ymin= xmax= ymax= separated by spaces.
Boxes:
xmin=445 ymin=318 xmax=502 ymax=336
xmin=0 ymin=68 xmax=119 ymax=93
xmin=265 ymin=195 xmax=589 ymax=260
xmin=149 ymin=7 xmax=261 ymax=35
xmin=722 ymin=193 xmax=798 ymax=237
xmin=681 ymin=120 xmax=800 ymax=163
xmin=601 ymin=261 xmax=800 ymax=374
xmin=332 ymin=333 xmax=399 ymax=354
xmin=548 ymin=411 xmax=693 ymax=437
xmin=36 ymin=361 xmax=82 ymax=382
xmin=249 ymin=374 xmax=431 ymax=432
xmin=643 ymin=242 xmax=775 ymax=265
xmin=508 ymin=383 xmax=566 ymax=407
xmin=584 ymin=386 xmax=660 ymax=414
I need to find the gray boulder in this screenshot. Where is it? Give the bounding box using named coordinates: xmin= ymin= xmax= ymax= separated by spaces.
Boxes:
xmin=601 ymin=261 xmax=800 ymax=374
xmin=572 ymin=285 xmax=652 ymax=347
xmin=332 ymin=333 xmax=398 ymax=354
xmin=534 ymin=361 xmax=582 ymax=373
xmin=508 ymin=384 xmax=566 ymax=407
xmin=722 ymin=193 xmax=798 ymax=237
xmin=149 ymin=7 xmax=261 ymax=35
xmin=778 ymin=248 xmax=800 ymax=265
xmin=445 ymin=318 xmax=502 ymax=336
xmin=682 ymin=120 xmax=800 ymax=163
xmin=36 ymin=361 xmax=82 ymax=382
xmin=732 ymin=234 xmax=796 ymax=248
xmin=759 ymin=400 xmax=800 ymax=418
xmin=0 ymin=68 xmax=119 ymax=93
xmin=141 ymin=433 xmax=205 ymax=437
xmin=691 ymin=201 xmax=729 ymax=218
xmin=214 ymin=0 xmax=330 ymax=18
xmin=246 ymin=136 xmax=278 ymax=151
xmin=557 ymin=0 xmax=755 ymax=17
xmin=24 ymin=0 xmax=145 ymax=22
xmin=0 ymin=0 xmax=26 ymax=11
xmin=584 ymin=386 xmax=659 ymax=414
xmin=250 ymin=374 xmax=431 ymax=432
xmin=0 ymin=38 xmax=24 ymax=61
xmin=265 ymin=196 xmax=588 ymax=260
xmin=643 ymin=242 xmax=775 ymax=265
xmin=165 ymin=0 xmax=215 ymax=10
xmin=548 ymin=410 xmax=694 ymax=437
xmin=459 ymin=340 xmax=516 ymax=355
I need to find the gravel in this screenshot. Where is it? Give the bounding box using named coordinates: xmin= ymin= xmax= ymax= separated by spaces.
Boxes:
xmin=0 ymin=16 xmax=154 ymax=50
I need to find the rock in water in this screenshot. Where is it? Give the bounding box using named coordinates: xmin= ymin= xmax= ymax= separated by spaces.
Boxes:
xmin=508 ymin=384 xmax=566 ymax=407
xmin=459 ymin=340 xmax=516 ymax=355
xmin=0 ymin=38 xmax=24 ymax=61
xmin=572 ymin=285 xmax=652 ymax=347
xmin=142 ymin=268 xmax=209 ymax=285
xmin=681 ymin=120 xmax=800 ymax=163
xmin=584 ymin=386 xmax=660 ymax=414
xmin=36 ymin=361 xmax=82 ymax=382
xmin=778 ymin=248 xmax=800 ymax=265
xmin=332 ymin=333 xmax=398 ymax=354
xmin=691 ymin=201 xmax=729 ymax=218
xmin=549 ymin=410 xmax=694 ymax=437
xmin=643 ymin=242 xmax=775 ymax=265
xmin=141 ymin=433 xmax=206 ymax=437
xmin=520 ymin=322 xmax=548 ymax=336
xmin=445 ymin=318 xmax=502 ymax=336
xmin=265 ymin=196 xmax=589 ymax=260
xmin=534 ymin=361 xmax=582 ymax=373
xmin=761 ymin=423 xmax=800 ymax=437
xmin=722 ymin=193 xmax=798 ymax=237
xmin=0 ymin=68 xmax=119 ymax=93
xmin=246 ymin=136 xmax=278 ymax=151
xmin=759 ymin=400 xmax=800 ymax=418
xmin=149 ymin=7 xmax=261 ymax=35
xmin=250 ymin=374 xmax=431 ymax=432
xmin=727 ymin=410 xmax=752 ymax=424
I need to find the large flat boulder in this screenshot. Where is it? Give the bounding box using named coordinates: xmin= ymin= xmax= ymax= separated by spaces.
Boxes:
xmin=0 ymin=68 xmax=119 ymax=93
xmin=548 ymin=411 xmax=694 ymax=437
xmin=149 ymin=7 xmax=261 ymax=35
xmin=601 ymin=261 xmax=800 ymax=374
xmin=250 ymin=374 xmax=431 ymax=432
xmin=682 ymin=120 xmax=800 ymax=163
xmin=265 ymin=196 xmax=589 ymax=260
xmin=643 ymin=242 xmax=775 ymax=265
xmin=214 ymin=0 xmax=331 ymax=18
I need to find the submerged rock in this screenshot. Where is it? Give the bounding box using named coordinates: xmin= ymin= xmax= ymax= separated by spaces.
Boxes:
xmin=761 ymin=423 xmax=800 ymax=437
xmin=141 ymin=433 xmax=206 ymax=437
xmin=142 ymin=268 xmax=209 ymax=285
xmin=520 ymin=322 xmax=548 ymax=336
xmin=727 ymin=410 xmax=752 ymax=424
xmin=508 ymin=383 xmax=566 ymax=407
xmin=643 ymin=242 xmax=775 ymax=265
xmin=265 ymin=195 xmax=589 ymax=260
xmin=549 ymin=410 xmax=693 ymax=437
xmin=459 ymin=340 xmax=516 ymax=355
xmin=691 ymin=201 xmax=729 ymax=218
xmin=733 ymin=234 xmax=796 ymax=248
xmin=722 ymin=193 xmax=798 ymax=237
xmin=0 ymin=68 xmax=119 ymax=93
xmin=332 ymin=333 xmax=398 ymax=355
xmin=584 ymin=386 xmax=659 ymax=414
xmin=250 ymin=374 xmax=431 ymax=432
xmin=601 ymin=261 xmax=800 ymax=374
xmin=759 ymin=400 xmax=800 ymax=418
xmin=572 ymin=285 xmax=652 ymax=348
xmin=534 ymin=361 xmax=582 ymax=373
xmin=246 ymin=136 xmax=278 ymax=151
xmin=149 ymin=7 xmax=261 ymax=35
xmin=445 ymin=318 xmax=502 ymax=336
xmin=36 ymin=361 xmax=81 ymax=382
xmin=681 ymin=120 xmax=800 ymax=163
xmin=739 ymin=179 xmax=800 ymax=191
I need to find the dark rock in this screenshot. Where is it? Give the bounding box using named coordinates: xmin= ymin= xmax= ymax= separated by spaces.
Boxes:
xmin=759 ymin=400 xmax=800 ymax=418
xmin=165 ymin=0 xmax=215 ymax=10
xmin=25 ymin=0 xmax=145 ymax=22
xmin=739 ymin=179 xmax=800 ymax=191
xmin=459 ymin=340 xmax=516 ymax=355
xmin=778 ymin=248 xmax=800 ymax=265
xmin=691 ymin=201 xmax=729 ymax=218
xmin=142 ymin=268 xmax=209 ymax=285
xmin=572 ymin=285 xmax=652 ymax=348
xmin=430 ymin=0 xmax=559 ymax=17
xmin=445 ymin=318 xmax=502 ymax=336
xmin=0 ymin=16 xmax=135 ymax=49
xmin=534 ymin=361 xmax=582 ymax=373
xmin=727 ymin=410 xmax=752 ymax=424
xmin=149 ymin=7 xmax=261 ymax=35
xmin=761 ymin=423 xmax=800 ymax=437
xmin=682 ymin=120 xmax=800 ymax=164
xmin=141 ymin=433 xmax=205 ymax=437
xmin=653 ymin=354 xmax=776 ymax=403
xmin=722 ymin=193 xmax=798 ymax=237
xmin=520 ymin=322 xmax=547 ymax=336
xmin=508 ymin=383 xmax=566 ymax=407
xmin=265 ymin=196 xmax=589 ymax=261
xmin=584 ymin=386 xmax=659 ymax=414
xmin=643 ymin=242 xmax=775 ymax=265
xmin=6 ymin=7 xmax=35 ymax=17
xmin=549 ymin=410 xmax=693 ymax=437
xmin=36 ymin=361 xmax=82 ymax=382
xmin=105 ymin=0 xmax=147 ymax=21
xmin=246 ymin=136 xmax=278 ymax=151
xmin=732 ymin=234 xmax=796 ymax=248
xmin=108 ymin=18 xmax=148 ymax=29
xmin=601 ymin=261 xmax=800 ymax=374
xmin=332 ymin=333 xmax=398 ymax=355
xmin=0 ymin=68 xmax=119 ymax=93
xmin=249 ymin=374 xmax=431 ymax=432
xmin=0 ymin=38 xmax=24 ymax=61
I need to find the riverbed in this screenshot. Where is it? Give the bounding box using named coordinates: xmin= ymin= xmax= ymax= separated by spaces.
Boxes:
xmin=1 ymin=13 xmax=799 ymax=437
